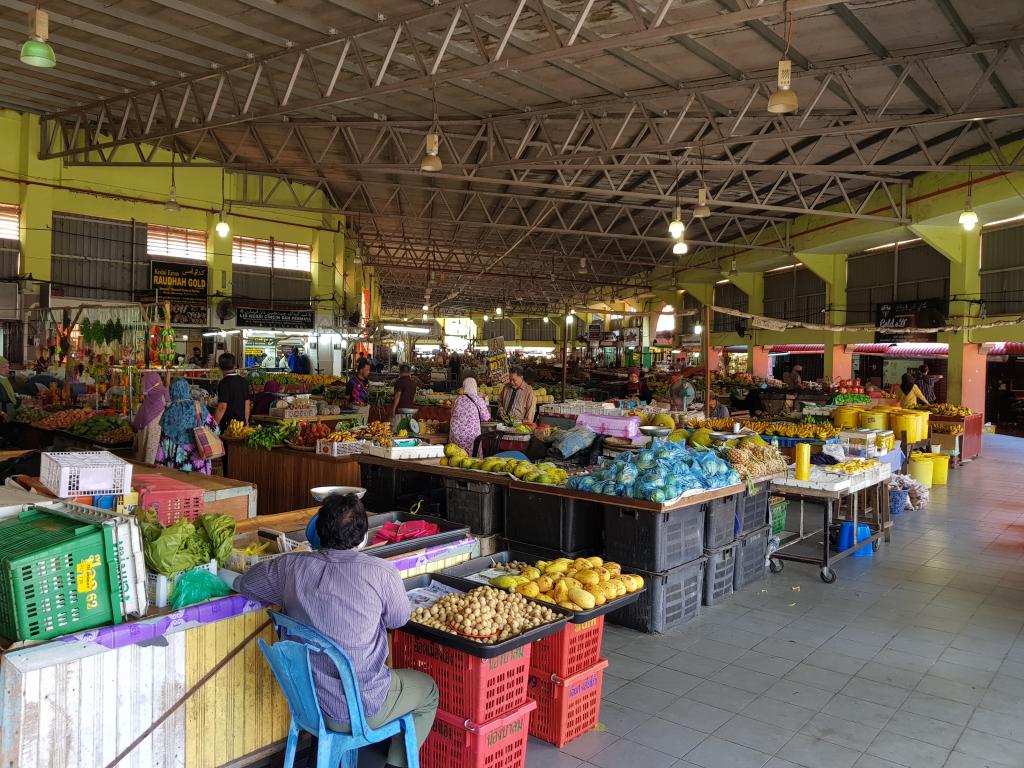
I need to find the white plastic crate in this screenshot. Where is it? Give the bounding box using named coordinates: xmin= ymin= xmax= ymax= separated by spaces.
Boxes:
xmin=40 ymin=451 xmax=134 ymax=498
xmin=269 ymin=406 xmax=318 ymax=419
xmin=147 ymin=560 xmax=217 ymax=609
xmin=316 ymin=439 xmax=370 ymax=457
xmin=364 ymin=443 xmax=445 ymax=460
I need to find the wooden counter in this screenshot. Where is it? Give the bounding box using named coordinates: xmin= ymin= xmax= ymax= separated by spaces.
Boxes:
xmin=129 ymin=461 xmax=257 ymax=520
xmin=224 ymin=442 xmax=361 ymax=516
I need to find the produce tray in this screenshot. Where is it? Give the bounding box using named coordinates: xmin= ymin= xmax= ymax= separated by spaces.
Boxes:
xmin=439 ymin=550 xmax=643 ymax=624
xmin=400 ymin=573 xmax=570 ymax=658
xmin=363 ymin=510 xmax=470 ymax=558
xmin=364 ymin=443 xmax=445 ymax=460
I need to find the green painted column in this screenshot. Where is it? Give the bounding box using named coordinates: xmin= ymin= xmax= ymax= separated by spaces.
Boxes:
xmin=796 ymin=252 xmax=850 ymax=382
xmin=19 ymin=183 xmax=52 ymax=281
xmin=910 ymin=224 xmax=984 ymax=408
xmin=727 ymin=272 xmax=766 ymax=374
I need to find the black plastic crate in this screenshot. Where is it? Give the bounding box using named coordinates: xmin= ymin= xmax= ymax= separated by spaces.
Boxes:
xmin=603 ymin=501 xmax=705 ymax=571
xmin=734 ymin=525 xmax=770 ymax=591
xmin=738 ymin=482 xmax=770 ymax=535
xmin=444 ymin=478 xmax=505 ymax=534
xmin=501 ymin=538 xmax=599 ymax=562
xmin=703 ymin=544 xmax=736 ymax=606
xmin=505 ymin=488 xmax=603 ymax=553
xmin=361 ymin=463 xmax=399 ymax=511
xmin=607 ymin=557 xmax=704 ymax=634
xmin=704 ymin=493 xmax=739 ymax=550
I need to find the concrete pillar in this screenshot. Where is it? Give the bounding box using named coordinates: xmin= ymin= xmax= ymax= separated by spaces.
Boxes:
xmin=826 ymin=344 xmax=854 ymax=383
xmin=750 ymin=345 xmax=770 ymax=377
xmin=19 ymin=183 xmax=52 ymax=281
xmin=911 ymin=224 xmax=984 ymax=409
xmin=728 ymin=272 xmax=765 ymax=315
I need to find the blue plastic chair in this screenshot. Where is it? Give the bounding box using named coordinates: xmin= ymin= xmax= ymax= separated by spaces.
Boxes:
xmin=258 ymin=610 xmax=419 ymax=768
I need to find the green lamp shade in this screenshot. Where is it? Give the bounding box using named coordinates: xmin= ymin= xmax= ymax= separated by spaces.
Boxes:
xmin=20 ymin=39 xmax=56 ymax=68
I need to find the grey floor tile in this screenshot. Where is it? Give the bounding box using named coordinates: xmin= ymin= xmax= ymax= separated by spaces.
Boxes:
xmin=595 ymin=701 xmax=649 ymax=737
xmin=942 ymin=751 xmax=1013 ymax=768
xmin=637 ymin=666 xmax=704 ymax=696
xmin=928 ymin=661 xmax=995 ymax=689
xmin=590 ymin=737 xmax=678 ymax=768
xmin=953 ymin=729 xmax=1024 ymax=767
xmin=526 ymin=745 xmax=584 ymax=768
xmin=901 ymin=692 xmax=976 ymax=727
xmin=624 ymin=717 xmax=707 ymax=759
xmin=805 ymin=648 xmax=871 ymax=675
xmin=841 ymin=677 xmax=911 ymax=709
xmin=661 ymin=651 xmax=729 ymax=678
xmin=561 ymin=731 xmax=619 ymax=760
xmin=978 ymin=687 xmax=1024 ymax=718
xmin=966 ymin=708 xmax=1024 ymax=745
xmin=776 ymin=733 xmax=862 ymax=768
xmin=684 ymin=735 xmax=773 ymax=768
xmin=800 ymin=712 xmax=880 ymax=751
xmin=616 ymin=640 xmax=689 ymax=666
xmin=606 ymin=681 xmax=680 ymax=715
xmin=688 ymin=641 xmax=750 ymax=664
xmin=822 ymin=693 xmax=897 ymax=730
xmin=715 ymin=713 xmax=794 ymax=754
xmin=687 ymin=680 xmax=758 ymax=713
xmin=733 ymin=651 xmax=800 ymax=676
xmin=741 ymin=696 xmax=817 ymax=731
xmin=866 ymin=730 xmax=951 ymax=768
xmin=853 ymin=755 xmax=906 ymax=768
xmin=704 ymin=626 xmax=772 ymax=651
xmin=856 ymin=663 xmax=927 ymax=691
xmin=659 ymin=698 xmax=735 ymax=734
xmin=938 ymin=648 xmax=1003 ymax=674
xmin=603 ymin=652 xmax=657 ymax=680
xmin=884 ymin=710 xmax=963 ymax=749
xmin=785 ymin=663 xmax=852 ymax=693
xmin=915 ymin=675 xmax=986 ymax=707
xmin=710 ymin=665 xmax=777 ymax=695
xmin=753 ymin=639 xmax=817 ymax=663
xmin=600 ymin=673 xmax=629 ymax=697
xmin=765 ymin=679 xmax=835 ymax=711
xmin=763 ymin=760 xmax=802 ymax=768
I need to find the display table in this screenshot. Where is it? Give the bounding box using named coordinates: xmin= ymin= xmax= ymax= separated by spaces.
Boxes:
xmin=770 ymin=465 xmax=891 ymax=583
xmin=929 ymin=413 xmax=982 ymax=463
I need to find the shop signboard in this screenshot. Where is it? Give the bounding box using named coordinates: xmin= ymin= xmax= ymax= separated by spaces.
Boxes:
xmin=588 ymin=321 xmax=603 ymax=341
xmin=487 ymin=336 xmax=509 ymax=383
xmin=170 ymin=303 xmax=209 ymax=326
xmin=623 ymin=327 xmax=642 ymax=348
xmin=150 ymin=261 xmax=208 ymax=300
xmin=875 ymin=298 xmax=947 ymax=342
xmin=236 ymin=306 xmax=315 ymax=330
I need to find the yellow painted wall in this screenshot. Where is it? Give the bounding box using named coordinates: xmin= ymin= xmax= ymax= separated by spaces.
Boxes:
xmin=0 ymin=109 xmax=375 ymax=317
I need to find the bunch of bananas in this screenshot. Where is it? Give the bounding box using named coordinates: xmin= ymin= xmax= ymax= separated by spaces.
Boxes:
xmin=830 ymin=458 xmax=878 ymax=474
xmin=922 ymin=403 xmax=972 ymax=417
xmin=747 ymin=421 xmax=842 ymax=440
xmin=930 ymin=423 xmax=964 ymax=435
xmin=685 ymin=417 xmax=735 ymax=431
xmin=223 ymin=419 xmax=254 ymax=439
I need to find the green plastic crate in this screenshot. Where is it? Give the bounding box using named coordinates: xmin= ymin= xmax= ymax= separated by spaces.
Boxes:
xmin=0 ymin=508 xmax=122 ymax=641
xmin=769 ymin=496 xmax=788 ymax=535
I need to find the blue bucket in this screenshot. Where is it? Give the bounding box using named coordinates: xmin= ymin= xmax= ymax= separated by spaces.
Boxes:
xmin=837 ymin=521 xmax=874 ymax=557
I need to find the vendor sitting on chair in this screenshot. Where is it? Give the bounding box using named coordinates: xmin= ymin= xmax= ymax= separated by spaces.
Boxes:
xmin=235 ymin=494 xmax=438 ymax=768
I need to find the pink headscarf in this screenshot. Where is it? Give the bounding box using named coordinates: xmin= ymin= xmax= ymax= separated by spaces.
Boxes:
xmin=133 ymin=371 xmax=169 ymax=430
xmin=462 ymin=377 xmax=479 ymax=397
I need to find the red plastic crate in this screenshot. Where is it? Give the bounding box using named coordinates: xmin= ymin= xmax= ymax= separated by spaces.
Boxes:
xmin=531 ymin=615 xmax=604 ymax=677
xmin=391 ymin=630 xmax=532 ymax=723
xmin=133 ymin=473 xmax=205 ymax=525
xmin=527 ymin=658 xmax=609 ymax=748
xmin=421 ymin=699 xmax=536 ymax=768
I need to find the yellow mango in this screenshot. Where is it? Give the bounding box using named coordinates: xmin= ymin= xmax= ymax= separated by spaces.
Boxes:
xmin=544 ymin=561 xmax=569 ymax=574
xmin=575 ymin=569 xmax=600 ymax=586
xmin=516 ymin=582 xmax=540 ymax=598
xmin=534 ymin=593 xmax=555 ymax=604
xmin=562 ymin=578 xmax=582 ymax=591
xmin=535 ymin=575 xmax=554 ymax=593
xmin=599 ymin=582 xmax=618 ymax=600
xmin=573 ymin=558 xmax=592 ymax=571
xmin=595 ymin=567 xmax=611 ymax=582
xmin=586 ymin=556 xmax=604 ymax=567
xmin=520 ymin=567 xmax=541 ymax=580
xmin=585 ymin=586 xmax=606 ymax=606
xmin=604 ymin=562 xmax=622 ymax=576
xmin=489 ymin=575 xmax=519 ymax=589
xmin=608 ymin=578 xmax=627 ymax=597
xmin=569 ymin=588 xmax=597 ymax=610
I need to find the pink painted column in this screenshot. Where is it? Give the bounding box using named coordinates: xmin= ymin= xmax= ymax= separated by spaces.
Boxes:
xmin=749 ymin=346 xmax=770 ymax=377
xmin=829 ymin=344 xmax=853 ymax=384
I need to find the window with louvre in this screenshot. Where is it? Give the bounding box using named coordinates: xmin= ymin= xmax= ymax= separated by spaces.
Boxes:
xmin=0 ymin=204 xmax=18 ymax=241
xmin=232 ymin=236 xmax=311 ymax=272
xmin=146 ymin=224 xmax=207 ymax=261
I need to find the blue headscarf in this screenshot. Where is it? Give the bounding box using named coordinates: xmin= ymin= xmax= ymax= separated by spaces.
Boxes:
xmin=160 ymin=379 xmax=207 ymax=445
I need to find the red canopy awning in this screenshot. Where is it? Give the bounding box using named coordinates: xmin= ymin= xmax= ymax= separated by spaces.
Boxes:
xmin=767 ymin=344 xmax=825 ymax=353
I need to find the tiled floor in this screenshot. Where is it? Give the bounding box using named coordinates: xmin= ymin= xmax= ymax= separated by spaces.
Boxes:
xmin=527 ymin=435 xmax=1024 ymax=768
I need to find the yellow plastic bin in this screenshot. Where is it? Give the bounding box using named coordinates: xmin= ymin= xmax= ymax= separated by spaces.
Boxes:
xmin=927 ymin=454 xmax=950 ymax=485
xmin=859 ymin=410 xmax=889 ymax=430
xmin=909 ymin=454 xmax=934 ymax=488
xmin=833 ymin=407 xmax=862 ymax=429
xmin=892 ymin=411 xmax=920 ymax=443
xmin=912 ymin=410 xmax=930 ymax=442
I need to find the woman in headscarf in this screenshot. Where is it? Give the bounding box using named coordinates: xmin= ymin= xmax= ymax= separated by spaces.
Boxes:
xmin=133 ymin=371 xmax=168 ymax=464
xmin=626 ymin=367 xmax=653 ymax=403
xmin=898 ymin=372 xmax=929 ymax=409
xmin=157 ymin=379 xmax=219 ymax=474
xmin=449 ymin=377 xmax=492 ymax=455
xmin=252 ymin=380 xmax=282 ymax=416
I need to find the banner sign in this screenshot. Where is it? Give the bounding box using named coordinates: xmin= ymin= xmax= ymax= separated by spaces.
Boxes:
xmin=875 ymin=298 xmax=947 ymax=342
xmin=487 ymin=337 xmax=509 ymax=383
xmin=170 ymin=303 xmax=209 ymax=326
xmin=236 ymin=306 xmax=315 ymax=329
xmin=151 ymin=261 xmax=208 ymax=301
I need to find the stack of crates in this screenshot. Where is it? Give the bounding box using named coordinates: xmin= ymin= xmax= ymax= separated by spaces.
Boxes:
xmin=702 ymin=493 xmax=739 ymax=607
xmin=133 ymin=474 xmax=205 ymax=525
xmin=527 ymin=616 xmax=609 ymax=747
xmin=734 ymin=484 xmax=771 ymax=590
xmin=602 ymin=500 xmax=707 ymax=633
xmin=0 ymin=509 xmax=122 ymax=641
xmin=444 ymin=478 xmax=504 ymax=535
xmin=390 ymin=631 xmax=536 ymax=768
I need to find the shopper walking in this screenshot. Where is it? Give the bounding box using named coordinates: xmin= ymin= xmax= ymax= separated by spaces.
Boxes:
xmin=133 ymin=371 xmax=169 ymax=464
xmin=157 ymin=379 xmax=219 ymax=475
xmin=213 ymin=353 xmax=251 ymax=431
xmin=449 ymin=377 xmax=492 ymax=455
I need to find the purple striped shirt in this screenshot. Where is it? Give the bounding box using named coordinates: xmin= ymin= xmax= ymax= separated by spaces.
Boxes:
xmin=236 ymin=548 xmax=411 ymax=722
